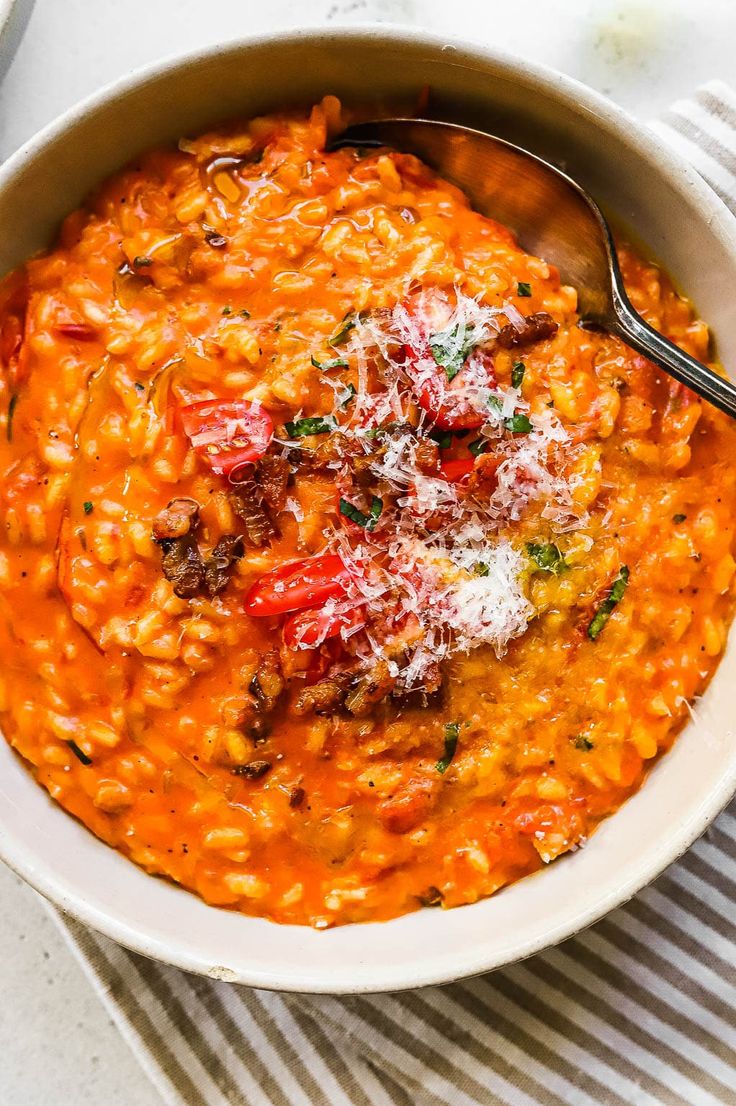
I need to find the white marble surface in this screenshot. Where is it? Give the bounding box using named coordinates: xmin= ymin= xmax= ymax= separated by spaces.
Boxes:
xmin=2 ymin=0 xmax=736 ymax=1102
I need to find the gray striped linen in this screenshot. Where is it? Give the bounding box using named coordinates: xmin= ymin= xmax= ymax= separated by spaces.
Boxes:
xmin=49 ymin=81 xmax=736 ymax=1106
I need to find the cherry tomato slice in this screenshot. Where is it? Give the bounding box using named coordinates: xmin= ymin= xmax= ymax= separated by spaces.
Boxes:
xmin=180 ymin=399 xmax=273 ymax=476
xmin=283 ymin=605 xmax=365 ymax=648
xmin=245 ymin=554 xmax=352 ymax=617
xmin=409 ymin=457 xmax=476 ymax=499
xmin=438 ymin=458 xmax=476 ymax=484
xmin=406 ymin=345 xmax=495 ymax=431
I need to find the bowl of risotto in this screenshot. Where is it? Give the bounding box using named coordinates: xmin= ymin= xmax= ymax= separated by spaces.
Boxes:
xmin=1 ymin=26 xmax=736 ymax=993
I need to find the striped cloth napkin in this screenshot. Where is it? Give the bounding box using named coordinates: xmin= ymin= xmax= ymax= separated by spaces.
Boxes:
xmin=50 ymin=80 xmax=736 ymax=1106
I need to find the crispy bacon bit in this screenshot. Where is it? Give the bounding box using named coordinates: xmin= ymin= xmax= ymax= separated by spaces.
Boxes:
xmin=257 ymin=453 xmax=289 ymax=513
xmin=232 ymin=759 xmax=272 ymax=779
xmin=413 ymin=438 xmax=441 ymax=475
xmin=152 ymin=498 xmax=205 ymax=598
xmin=468 ymin=452 xmax=502 ymax=493
xmin=227 ymin=452 xmax=289 ymax=546
xmin=158 ymin=536 xmax=204 ymax=599
xmin=229 ymin=479 xmax=277 ymax=547
xmin=496 ymin=311 xmax=558 ymax=349
xmin=153 ymin=500 xmax=244 ymax=599
xmin=293 ymin=671 xmax=352 ymax=716
xmin=250 ymin=650 xmax=285 ymax=712
xmin=344 ymin=660 xmax=396 ymax=717
xmin=244 ymin=650 xmax=285 ymax=742
xmin=297 ymin=431 xmax=365 ymax=471
xmin=289 ymin=785 xmax=306 ymax=808
xmin=294 ymin=660 xmax=398 ymax=718
xmin=152 ymin=497 xmax=200 ymax=541
xmin=204 ymin=533 xmax=244 ymax=597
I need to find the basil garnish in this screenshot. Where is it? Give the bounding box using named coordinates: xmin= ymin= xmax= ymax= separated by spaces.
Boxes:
xmin=284 ymin=416 xmax=335 ymax=438
xmin=428 ymin=323 xmax=480 ymax=382
xmin=339 ymin=495 xmax=383 ymax=530
xmin=588 ymin=566 xmax=630 ymax=641
xmin=527 ymin=542 xmax=568 ymax=575
xmin=437 ymin=722 xmax=460 ymax=773
xmin=311 ymin=354 xmax=349 ymax=370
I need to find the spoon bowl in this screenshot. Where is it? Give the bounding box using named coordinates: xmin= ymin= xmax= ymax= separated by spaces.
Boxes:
xmin=333 ymin=118 xmax=736 ymax=418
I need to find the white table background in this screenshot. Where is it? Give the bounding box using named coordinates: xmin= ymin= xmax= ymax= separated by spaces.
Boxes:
xmin=2 ymin=0 xmax=736 ymax=1102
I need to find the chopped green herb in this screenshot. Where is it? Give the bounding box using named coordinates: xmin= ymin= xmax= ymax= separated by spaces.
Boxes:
xmin=506 ymin=413 xmax=533 ymax=434
xmin=240 ymin=309 xmax=251 ymax=318
xmin=673 ymin=513 xmax=687 ymax=524
xmin=428 ymin=323 xmax=479 ymax=382
xmin=511 ymin=360 xmax=526 ymax=389
xmin=517 ymin=281 xmax=532 ymax=297
xmin=273 ymin=322 xmax=281 ymax=332
xmin=437 ymin=722 xmax=460 ymax=774
xmin=474 ymin=563 xmax=490 ymax=577
xmin=488 ymin=395 xmax=531 ymax=434
xmin=339 ymin=382 xmax=357 ymax=409
xmin=311 ymin=354 xmax=349 ymax=371
xmin=588 ymin=565 xmax=630 ymax=641
xmin=468 ymin=436 xmax=489 ymax=457
xmin=362 ymin=422 xmax=399 ymax=441
xmin=83 ymin=501 xmax=94 ymax=515
xmin=527 ymin=542 xmax=568 ymax=575
xmin=338 ymin=500 xmax=360 ymax=523
xmin=574 ymin=736 xmax=594 ymax=751
xmin=133 ymin=255 xmax=153 ymax=267
xmin=134 ymin=381 xmax=145 ymax=392
xmin=430 ymin=428 xmax=454 ymax=450
xmin=330 ymin=311 xmax=362 ymax=346
xmin=6 ymin=393 xmax=17 ymax=442
xmin=284 ymin=415 xmax=335 ymax=438
xmin=67 ymin=740 xmax=92 ymax=765
xmin=221 ymin=306 xmax=232 ymax=316
xmin=339 ymin=495 xmax=383 ymax=531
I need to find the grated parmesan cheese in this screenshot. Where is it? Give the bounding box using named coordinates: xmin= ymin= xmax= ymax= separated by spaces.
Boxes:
xmin=292 ymin=288 xmax=585 ymax=690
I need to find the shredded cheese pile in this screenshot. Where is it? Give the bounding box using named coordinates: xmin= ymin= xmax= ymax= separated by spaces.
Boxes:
xmin=296 ymin=290 xmax=585 ymax=691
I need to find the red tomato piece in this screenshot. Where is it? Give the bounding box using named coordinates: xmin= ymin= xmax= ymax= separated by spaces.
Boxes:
xmin=180 ymin=399 xmax=273 ymax=476
xmin=56 ymin=322 xmax=96 ymax=340
xmin=53 ymin=304 xmax=97 ymax=341
xmin=438 ymin=458 xmax=475 ymax=484
xmin=409 ymin=457 xmax=475 ymax=499
xmin=245 ymin=554 xmax=352 ymax=617
xmin=283 ymin=605 xmax=365 ymax=648
xmin=405 ymin=345 xmax=495 ymax=431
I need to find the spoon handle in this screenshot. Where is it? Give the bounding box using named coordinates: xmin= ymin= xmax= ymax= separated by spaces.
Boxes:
xmin=610 ymin=297 xmax=736 ymax=420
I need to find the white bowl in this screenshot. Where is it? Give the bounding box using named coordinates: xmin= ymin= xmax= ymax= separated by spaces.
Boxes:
xmin=1 ymin=26 xmax=736 ymax=994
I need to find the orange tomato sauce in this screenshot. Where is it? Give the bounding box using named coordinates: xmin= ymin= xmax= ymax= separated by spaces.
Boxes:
xmin=1 ymin=97 xmax=735 ymax=927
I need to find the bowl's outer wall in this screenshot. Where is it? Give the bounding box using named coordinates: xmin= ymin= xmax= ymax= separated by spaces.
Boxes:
xmin=2 ymin=27 xmax=736 ymax=993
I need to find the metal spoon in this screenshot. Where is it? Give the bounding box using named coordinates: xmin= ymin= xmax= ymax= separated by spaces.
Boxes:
xmin=331 ymin=119 xmax=736 ymax=419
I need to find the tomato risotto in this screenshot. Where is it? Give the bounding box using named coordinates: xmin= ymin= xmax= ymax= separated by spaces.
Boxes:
xmin=1 ymin=97 xmax=735 ymax=927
